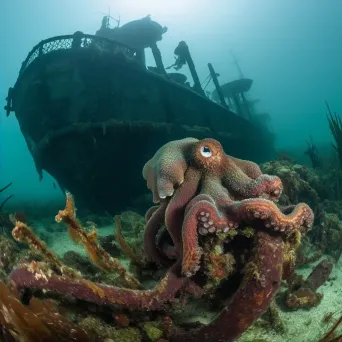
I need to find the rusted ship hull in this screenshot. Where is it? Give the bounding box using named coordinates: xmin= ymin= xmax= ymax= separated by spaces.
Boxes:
xmin=9 ymin=34 xmax=275 ymax=213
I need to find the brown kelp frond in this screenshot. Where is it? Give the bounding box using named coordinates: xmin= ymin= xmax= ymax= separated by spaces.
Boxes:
xmin=0 ymin=281 xmax=92 ymax=342
xmin=11 ymin=220 xmax=78 ymax=278
xmin=115 ymin=215 xmax=142 ymax=266
xmin=304 ymin=135 xmax=321 ymax=168
xmin=326 ymin=101 xmax=342 ymax=166
xmin=55 ymin=192 xmax=141 ymax=289
xmin=0 ymin=182 xmax=12 ymax=193
xmin=320 ymin=312 xmax=342 ymax=342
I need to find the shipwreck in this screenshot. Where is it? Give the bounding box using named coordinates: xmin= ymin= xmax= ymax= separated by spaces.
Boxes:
xmin=5 ymin=15 xmax=275 ymax=213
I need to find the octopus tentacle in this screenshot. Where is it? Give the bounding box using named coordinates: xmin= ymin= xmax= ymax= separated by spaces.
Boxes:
xmin=10 ymin=262 xmax=186 ymax=311
xmin=157 ymin=228 xmax=179 ymax=260
xmin=184 ymin=193 xmax=237 ymax=233
xmin=222 ymin=171 xmax=283 ymax=201
xmin=145 ymin=205 xmax=160 ymax=223
xmin=168 ymin=232 xmax=284 ymax=342
xmin=227 ymin=198 xmax=314 ymax=233
xmin=144 ymin=201 xmax=170 ymax=266
xmin=165 ymin=167 xmax=201 ymax=253
xmin=199 ymin=174 xmax=234 ymax=207
xmin=230 ymin=156 xmax=263 ymax=179
xmin=184 ymin=194 xmax=216 ymax=214
xmin=181 ymin=195 xmax=234 ymax=277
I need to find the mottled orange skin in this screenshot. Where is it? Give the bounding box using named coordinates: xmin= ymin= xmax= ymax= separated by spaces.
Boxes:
xmin=143 ymin=138 xmax=313 ymax=277
xmin=141 ymin=138 xmax=313 ymax=341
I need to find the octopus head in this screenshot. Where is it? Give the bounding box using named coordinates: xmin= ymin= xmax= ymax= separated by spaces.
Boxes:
xmin=191 ymin=139 xmax=224 ymax=173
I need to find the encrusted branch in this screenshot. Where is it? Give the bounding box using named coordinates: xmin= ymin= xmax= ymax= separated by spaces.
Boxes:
xmin=10 ymin=262 xmax=186 ymax=311
xmin=55 ymin=192 xmax=141 ymax=289
xmin=115 ymin=215 xmax=141 ymax=265
xmin=11 ymin=220 xmax=78 ymax=278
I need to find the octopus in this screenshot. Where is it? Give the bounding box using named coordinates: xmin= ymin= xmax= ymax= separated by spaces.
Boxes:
xmin=143 ymin=138 xmax=313 ymax=278
xmin=8 ymin=138 xmax=314 ymax=342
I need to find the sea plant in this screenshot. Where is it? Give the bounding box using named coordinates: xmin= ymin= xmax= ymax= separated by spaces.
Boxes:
xmin=0 ymin=182 xmax=13 ymax=212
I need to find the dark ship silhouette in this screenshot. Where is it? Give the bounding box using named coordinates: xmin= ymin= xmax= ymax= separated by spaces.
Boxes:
xmin=5 ymin=15 xmax=275 ymax=213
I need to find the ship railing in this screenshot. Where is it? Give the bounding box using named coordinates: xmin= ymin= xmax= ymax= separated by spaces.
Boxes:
xmin=19 ymin=32 xmax=137 ymax=75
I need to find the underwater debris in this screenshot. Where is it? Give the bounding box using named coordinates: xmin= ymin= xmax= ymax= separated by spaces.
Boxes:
xmin=295 ymin=238 xmax=323 ymax=267
xmin=284 ymin=259 xmax=333 ymax=310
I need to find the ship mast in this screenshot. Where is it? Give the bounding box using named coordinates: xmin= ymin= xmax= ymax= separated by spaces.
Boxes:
xmin=230 ymin=51 xmax=244 ymax=79
xmin=230 ymin=51 xmax=256 ymax=118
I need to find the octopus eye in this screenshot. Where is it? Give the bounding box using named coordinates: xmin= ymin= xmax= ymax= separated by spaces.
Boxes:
xmin=200 ymin=146 xmax=212 ymax=158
